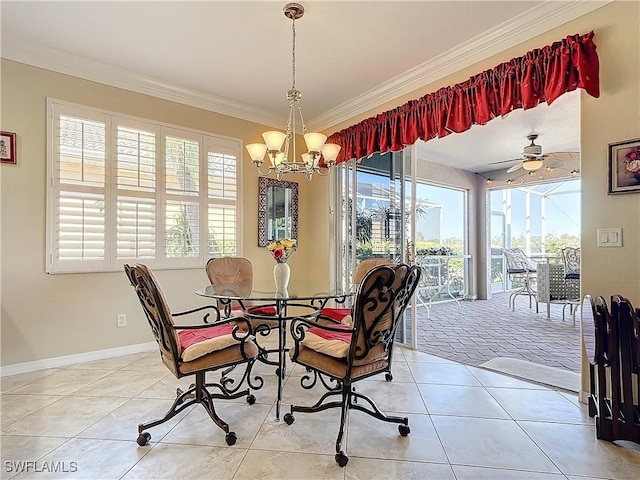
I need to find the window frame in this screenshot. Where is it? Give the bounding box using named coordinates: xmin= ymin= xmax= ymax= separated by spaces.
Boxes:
xmin=46 ymin=98 xmax=243 ymax=274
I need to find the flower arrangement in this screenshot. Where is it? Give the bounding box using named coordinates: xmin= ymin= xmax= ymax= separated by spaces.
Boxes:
xmin=624 ymin=147 xmax=640 ymax=174
xmin=267 ymin=238 xmax=297 ymax=263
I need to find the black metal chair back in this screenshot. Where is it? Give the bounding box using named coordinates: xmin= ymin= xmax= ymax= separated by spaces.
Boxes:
xmin=125 ymin=263 xmax=182 ymax=377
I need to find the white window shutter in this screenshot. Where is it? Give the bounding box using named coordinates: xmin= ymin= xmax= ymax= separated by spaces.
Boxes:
xmin=47 ymin=99 xmax=241 ymax=273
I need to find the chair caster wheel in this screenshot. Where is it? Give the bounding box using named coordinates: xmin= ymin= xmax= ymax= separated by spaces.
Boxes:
xmin=399 ymin=424 xmax=410 ymax=436
xmin=246 ymin=394 xmax=256 ymax=405
xmin=283 ymin=413 xmax=295 ymax=425
xmin=225 ymin=432 xmax=237 ymax=446
xmin=385 ymin=373 xmax=393 ymax=381
xmin=335 ymin=451 xmax=349 ymax=467
xmin=137 ymin=432 xmax=151 ymax=446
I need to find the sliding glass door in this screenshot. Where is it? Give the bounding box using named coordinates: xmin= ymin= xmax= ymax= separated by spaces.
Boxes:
xmin=333 ymin=149 xmax=416 ymax=347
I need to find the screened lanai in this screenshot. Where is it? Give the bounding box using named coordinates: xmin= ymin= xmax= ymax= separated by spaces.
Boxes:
xmin=489 ymin=178 xmax=581 ymax=294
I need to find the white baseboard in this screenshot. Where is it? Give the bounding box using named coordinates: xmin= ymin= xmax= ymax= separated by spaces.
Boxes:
xmin=0 ymin=342 xmax=157 ymax=377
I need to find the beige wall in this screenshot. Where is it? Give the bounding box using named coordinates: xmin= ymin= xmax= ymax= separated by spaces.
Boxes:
xmin=2 ymin=1 xmax=639 ymax=369
xmin=0 ymin=60 xmax=317 ymax=365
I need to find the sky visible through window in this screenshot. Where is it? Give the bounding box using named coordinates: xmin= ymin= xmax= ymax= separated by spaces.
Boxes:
xmin=507 ymin=180 xmax=581 ymax=238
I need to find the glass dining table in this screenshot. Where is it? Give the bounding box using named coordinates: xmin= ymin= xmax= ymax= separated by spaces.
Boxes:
xmin=196 ymin=281 xmax=354 ymax=420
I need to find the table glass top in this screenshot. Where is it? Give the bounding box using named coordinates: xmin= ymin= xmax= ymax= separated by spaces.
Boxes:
xmin=196 ymin=280 xmax=353 ymax=302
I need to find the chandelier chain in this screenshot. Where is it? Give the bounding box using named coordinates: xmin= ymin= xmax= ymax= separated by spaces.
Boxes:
xmin=291 ymin=17 xmax=296 ymax=90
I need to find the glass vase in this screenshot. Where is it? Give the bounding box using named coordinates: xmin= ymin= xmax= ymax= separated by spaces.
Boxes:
xmin=273 ymin=262 xmax=290 ymax=291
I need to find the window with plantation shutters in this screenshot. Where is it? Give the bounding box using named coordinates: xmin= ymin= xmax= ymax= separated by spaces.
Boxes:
xmin=116 ymin=124 xmax=157 ymax=261
xmin=47 ymin=99 xmax=241 ymax=273
xmin=206 ymin=143 xmax=239 ymax=257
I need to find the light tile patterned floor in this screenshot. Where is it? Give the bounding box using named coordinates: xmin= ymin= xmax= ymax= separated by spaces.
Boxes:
xmin=415 ymin=292 xmax=581 ymax=372
xmin=2 ymin=345 xmax=639 ymax=479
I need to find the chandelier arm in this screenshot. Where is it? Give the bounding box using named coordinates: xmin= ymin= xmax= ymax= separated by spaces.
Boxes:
xmin=314 ymin=166 xmax=331 ymax=177
xmin=255 ymin=163 xmax=274 ymax=177
xmin=295 ymin=101 xmax=309 ymax=135
xmin=285 ymin=97 xmax=296 ymax=163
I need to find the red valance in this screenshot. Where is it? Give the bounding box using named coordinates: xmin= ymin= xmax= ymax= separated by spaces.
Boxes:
xmin=328 ymin=31 xmax=599 ymax=165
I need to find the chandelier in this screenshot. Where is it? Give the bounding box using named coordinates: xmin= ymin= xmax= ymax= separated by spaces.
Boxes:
xmin=245 ymin=3 xmax=340 ymax=181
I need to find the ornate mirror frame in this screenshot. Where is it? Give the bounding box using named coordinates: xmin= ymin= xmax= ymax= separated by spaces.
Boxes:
xmin=258 ymin=177 xmax=299 ymax=247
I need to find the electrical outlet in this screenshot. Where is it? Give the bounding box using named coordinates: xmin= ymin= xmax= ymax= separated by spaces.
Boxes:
xmin=116 ymin=314 xmax=127 ymax=328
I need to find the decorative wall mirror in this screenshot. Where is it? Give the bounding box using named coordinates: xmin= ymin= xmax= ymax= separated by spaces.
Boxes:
xmin=258 ymin=177 xmax=299 ymax=246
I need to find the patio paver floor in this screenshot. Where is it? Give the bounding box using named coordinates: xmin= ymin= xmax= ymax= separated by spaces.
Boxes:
xmin=414 ymin=292 xmax=581 ymax=373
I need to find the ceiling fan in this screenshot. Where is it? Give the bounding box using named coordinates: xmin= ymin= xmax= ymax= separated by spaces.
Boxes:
xmin=489 ymin=134 xmax=577 ymax=173
xmin=487 ymin=134 xmax=546 ymax=173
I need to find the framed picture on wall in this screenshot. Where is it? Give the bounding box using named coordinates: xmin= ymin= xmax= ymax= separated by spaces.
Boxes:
xmin=0 ymin=131 xmax=17 ymax=165
xmin=608 ymin=138 xmax=640 ymax=194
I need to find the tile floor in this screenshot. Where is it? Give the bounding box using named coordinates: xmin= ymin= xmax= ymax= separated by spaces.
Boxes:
xmin=2 ymin=341 xmax=639 ymax=480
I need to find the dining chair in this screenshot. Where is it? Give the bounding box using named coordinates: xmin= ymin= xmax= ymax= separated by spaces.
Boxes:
xmin=124 ymin=263 xmax=258 ymax=446
xmin=206 ymin=257 xmax=277 ymax=323
xmin=206 ymin=256 xmax=281 ymax=384
xmin=318 ymin=257 xmax=394 ymax=324
xmin=561 ymin=247 xmax=581 ymax=325
xmin=283 ymin=263 xmax=421 ymax=467
xmin=503 ymin=248 xmax=538 ymax=312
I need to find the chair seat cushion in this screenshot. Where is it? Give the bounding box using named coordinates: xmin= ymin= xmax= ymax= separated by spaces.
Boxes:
xmin=243 ymin=305 xmax=277 ymax=316
xmin=319 ymin=307 xmax=351 ymax=322
xmin=300 ymin=324 xmax=353 ymax=358
xmin=178 ymin=340 xmax=259 ymax=375
xmin=228 ymin=306 xmax=277 ymax=316
xmin=507 ymin=268 xmax=535 ymax=274
xmin=178 ymin=324 xmax=242 ymax=362
xmin=291 ymin=344 xmax=389 ymax=381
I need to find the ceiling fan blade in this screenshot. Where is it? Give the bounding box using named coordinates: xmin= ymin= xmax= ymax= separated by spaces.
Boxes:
xmin=546 ymin=151 xmax=580 ymax=161
xmin=488 ymin=157 xmax=521 ymax=166
xmin=506 ymin=163 xmax=523 ymax=173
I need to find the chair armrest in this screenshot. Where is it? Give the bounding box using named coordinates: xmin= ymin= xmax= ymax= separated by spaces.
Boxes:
xmin=289 ymin=317 xmax=355 ymax=362
xmin=173 ymin=304 xmax=223 ymax=324
xmin=289 ymin=317 xmax=355 ymax=344
xmin=172 ymin=309 xmax=254 ymax=337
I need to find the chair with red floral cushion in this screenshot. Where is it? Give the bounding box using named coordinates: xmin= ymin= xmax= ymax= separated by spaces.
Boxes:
xmin=206 ymin=256 xmax=282 ymax=382
xmin=318 ymin=258 xmax=394 ymax=324
xmin=205 ymin=257 xmax=277 ymax=322
xmin=124 ymin=263 xmax=258 ymax=447
xmin=283 ymin=263 xmax=421 ymax=467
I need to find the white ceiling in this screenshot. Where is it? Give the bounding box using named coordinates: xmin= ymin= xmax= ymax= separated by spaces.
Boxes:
xmin=1 ymin=1 xmax=605 ymax=172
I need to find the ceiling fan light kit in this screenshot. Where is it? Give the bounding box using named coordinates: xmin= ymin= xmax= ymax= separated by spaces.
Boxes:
xmin=522 ymin=158 xmax=544 ymax=171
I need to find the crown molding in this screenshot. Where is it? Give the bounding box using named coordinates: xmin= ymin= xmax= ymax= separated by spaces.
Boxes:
xmin=310 ymin=0 xmax=612 ymax=132
xmin=1 ymin=41 xmax=284 ymax=128
xmin=2 ymin=1 xmax=611 ymax=133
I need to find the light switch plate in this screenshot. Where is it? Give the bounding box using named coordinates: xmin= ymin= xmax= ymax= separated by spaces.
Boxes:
xmin=597 ymin=228 xmax=623 ymax=247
